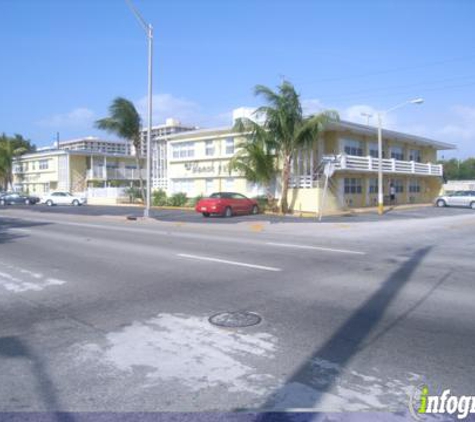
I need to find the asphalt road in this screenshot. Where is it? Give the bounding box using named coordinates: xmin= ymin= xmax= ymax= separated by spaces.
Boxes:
xmin=1 ymin=205 xmax=474 ymax=417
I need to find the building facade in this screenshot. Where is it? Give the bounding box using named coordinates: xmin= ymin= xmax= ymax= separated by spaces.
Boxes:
xmin=162 ymin=120 xmax=454 ymax=213
xmin=12 ymin=142 xmax=145 ymax=197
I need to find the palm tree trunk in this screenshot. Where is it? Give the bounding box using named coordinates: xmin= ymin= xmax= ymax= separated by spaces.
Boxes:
xmin=280 ymin=155 xmax=291 ymax=214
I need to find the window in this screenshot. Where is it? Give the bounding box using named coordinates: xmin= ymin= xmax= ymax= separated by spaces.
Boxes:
xmin=409 ymin=149 xmax=421 ymax=162
xmin=224 ymin=178 xmax=234 ymax=190
xmin=390 ymin=146 xmax=405 ymax=161
xmin=344 ymin=178 xmax=362 ymax=194
xmin=205 ymin=179 xmax=214 ymax=193
xmin=172 ymin=142 xmax=195 ymax=159
xmin=392 ymin=179 xmax=404 ymax=193
xmin=369 ymin=143 xmax=379 ymax=158
xmin=409 ymin=179 xmax=421 ymax=193
xmin=369 ymin=178 xmax=378 ymax=194
xmin=172 ymin=179 xmax=194 ymax=195
xmin=205 ymin=140 xmax=215 ymax=156
xmin=225 ymin=138 xmax=234 ymax=155
xmin=343 ymin=139 xmax=363 ymax=156
xmin=31 ymin=161 xmax=36 ymax=170
xmin=39 ymin=159 xmax=49 ymax=170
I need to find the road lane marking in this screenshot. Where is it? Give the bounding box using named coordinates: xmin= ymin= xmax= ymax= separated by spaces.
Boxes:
xmin=265 ymin=242 xmax=365 ymax=255
xmin=177 ymin=254 xmax=282 ymax=272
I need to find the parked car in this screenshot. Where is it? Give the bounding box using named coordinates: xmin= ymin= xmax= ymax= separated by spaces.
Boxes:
xmin=0 ymin=192 xmax=40 ymax=205
xmin=40 ymin=191 xmax=86 ymax=206
xmin=195 ymin=192 xmax=259 ymax=217
xmin=435 ymin=191 xmax=475 ymax=209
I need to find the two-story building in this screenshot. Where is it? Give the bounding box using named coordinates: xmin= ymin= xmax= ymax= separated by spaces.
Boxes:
xmin=162 ymin=119 xmax=455 ymax=213
xmin=12 ymin=138 xmax=145 ymax=198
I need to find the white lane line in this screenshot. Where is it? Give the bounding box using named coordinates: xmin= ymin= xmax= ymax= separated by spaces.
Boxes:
xmin=266 ymin=242 xmax=366 ymax=255
xmin=177 ymin=254 xmax=282 ymax=272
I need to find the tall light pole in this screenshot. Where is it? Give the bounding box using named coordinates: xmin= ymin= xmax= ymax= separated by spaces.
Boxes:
xmin=377 ymin=98 xmax=424 ymax=215
xmin=126 ymin=0 xmax=153 ymax=218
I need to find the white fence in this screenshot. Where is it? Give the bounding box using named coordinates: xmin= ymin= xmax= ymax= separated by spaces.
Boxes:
xmin=86 ymin=168 xmax=147 ymax=180
xmin=85 ymin=187 xmax=128 ymax=198
xmin=333 ymin=155 xmax=443 ymax=176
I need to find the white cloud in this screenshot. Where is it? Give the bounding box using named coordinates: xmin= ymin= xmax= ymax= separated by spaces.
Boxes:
xmin=37 ymin=107 xmax=95 ymax=128
xmin=302 ymin=98 xmax=325 ymax=115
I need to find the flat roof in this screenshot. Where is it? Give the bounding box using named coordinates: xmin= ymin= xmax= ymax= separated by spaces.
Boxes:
xmin=328 ymin=120 xmax=456 ymax=150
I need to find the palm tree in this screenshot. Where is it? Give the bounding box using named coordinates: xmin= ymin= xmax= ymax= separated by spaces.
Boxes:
xmin=95 ymin=97 xmax=145 ymax=200
xmin=0 ymin=134 xmax=31 ymax=191
xmin=253 ymin=81 xmax=338 ymax=213
xmin=229 ymin=118 xmax=277 ymax=208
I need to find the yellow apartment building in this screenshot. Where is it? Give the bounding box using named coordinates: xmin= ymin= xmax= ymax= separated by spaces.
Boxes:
xmin=12 ymin=149 xmax=145 ymax=196
xmin=164 ymin=120 xmax=455 ymax=213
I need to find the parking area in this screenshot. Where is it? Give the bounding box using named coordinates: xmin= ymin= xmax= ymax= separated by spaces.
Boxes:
xmin=1 ymin=202 xmax=473 ymax=224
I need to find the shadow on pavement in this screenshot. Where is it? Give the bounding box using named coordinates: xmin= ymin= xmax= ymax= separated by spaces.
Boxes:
xmin=253 ymin=246 xmax=432 ymax=417
xmin=0 ymin=336 xmax=75 ymax=421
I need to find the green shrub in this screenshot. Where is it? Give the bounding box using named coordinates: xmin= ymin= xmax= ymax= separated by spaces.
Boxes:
xmin=167 ymin=192 xmax=188 ymax=207
xmin=186 ymin=194 xmax=203 ymax=207
xmin=152 ymin=189 xmax=168 ymax=206
xmin=125 ymin=186 xmax=142 ymax=203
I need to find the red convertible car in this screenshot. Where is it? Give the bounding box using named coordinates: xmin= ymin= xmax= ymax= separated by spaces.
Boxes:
xmin=195 ymin=192 xmax=259 ymax=217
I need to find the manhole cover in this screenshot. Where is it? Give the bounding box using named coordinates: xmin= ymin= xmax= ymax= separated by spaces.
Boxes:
xmin=209 ymin=311 xmax=262 ymax=328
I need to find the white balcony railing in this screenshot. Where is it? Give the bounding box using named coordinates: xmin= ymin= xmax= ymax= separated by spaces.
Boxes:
xmin=86 ymin=167 xmax=147 ymax=180
xmin=332 ymin=155 xmax=443 ymax=176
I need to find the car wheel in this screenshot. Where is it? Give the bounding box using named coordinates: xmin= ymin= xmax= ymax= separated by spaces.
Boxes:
xmin=470 ymin=202 xmax=475 ymax=210
xmin=72 ymin=199 xmax=80 ymax=206
xmin=251 ymin=205 xmax=259 ymax=215
xmin=436 ymin=199 xmax=446 ymax=207
xmin=46 ymin=200 xmax=54 ymax=207
xmin=202 ymin=212 xmax=210 ymax=217
xmin=224 ymin=207 xmax=233 ymax=218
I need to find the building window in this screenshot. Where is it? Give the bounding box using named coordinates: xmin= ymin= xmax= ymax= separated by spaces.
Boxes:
xmin=409 ymin=179 xmax=421 ymax=193
xmin=392 ymin=179 xmax=404 ymax=193
xmin=39 ymin=159 xmax=49 ymax=170
xmin=344 ymin=178 xmax=362 ymax=194
xmin=390 ymin=146 xmax=405 ymax=161
xmin=225 ymin=138 xmax=234 ymax=155
xmin=369 ymin=143 xmax=379 ymax=158
xmin=224 ymin=178 xmax=234 ymax=190
xmin=172 ymin=179 xmax=194 ymax=195
xmin=343 ymin=139 xmax=363 ymax=156
xmin=205 ymin=140 xmax=215 ymax=156
xmin=368 ymin=178 xmax=378 ymax=194
xmin=205 ymin=178 xmax=214 ymax=194
xmin=409 ymin=149 xmax=421 ymax=162
xmin=172 ymin=142 xmax=195 ymax=159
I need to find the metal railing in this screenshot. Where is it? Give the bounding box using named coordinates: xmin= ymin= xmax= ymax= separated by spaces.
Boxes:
xmin=86 ymin=168 xmax=147 ymax=180
xmin=333 ymin=155 xmax=442 ymax=176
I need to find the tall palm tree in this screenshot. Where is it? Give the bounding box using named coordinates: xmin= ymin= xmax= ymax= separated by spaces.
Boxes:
xmin=0 ymin=134 xmax=31 ymax=191
xmin=253 ymin=81 xmax=339 ymax=213
xmin=95 ymin=97 xmax=145 ymax=200
xmin=229 ymin=118 xmax=276 ymax=207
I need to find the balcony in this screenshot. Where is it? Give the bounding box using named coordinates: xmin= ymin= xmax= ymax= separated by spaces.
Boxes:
xmin=86 ymin=167 xmax=147 ymax=180
xmin=331 ymin=155 xmax=443 ymax=176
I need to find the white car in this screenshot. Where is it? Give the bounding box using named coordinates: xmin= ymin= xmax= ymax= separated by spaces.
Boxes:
xmin=435 ymin=191 xmax=475 ymax=209
xmin=41 ymin=191 xmax=87 ymax=206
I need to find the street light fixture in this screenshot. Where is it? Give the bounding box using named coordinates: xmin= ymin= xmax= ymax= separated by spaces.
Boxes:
xmin=126 ymin=0 xmax=153 ymax=218
xmin=377 ymin=98 xmax=424 ymax=215
xmin=360 ymin=112 xmax=373 ymax=125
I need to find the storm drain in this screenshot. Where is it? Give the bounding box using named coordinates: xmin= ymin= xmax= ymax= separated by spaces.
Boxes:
xmin=209 ymin=311 xmax=262 ymax=328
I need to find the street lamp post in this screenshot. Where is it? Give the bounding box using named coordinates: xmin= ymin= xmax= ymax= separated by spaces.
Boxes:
xmin=377 ymin=98 xmax=424 ymax=215
xmin=126 ymin=0 xmax=153 ymax=218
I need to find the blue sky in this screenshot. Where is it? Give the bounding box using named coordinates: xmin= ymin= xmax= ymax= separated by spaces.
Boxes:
xmin=1 ymin=0 xmax=475 ymax=158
